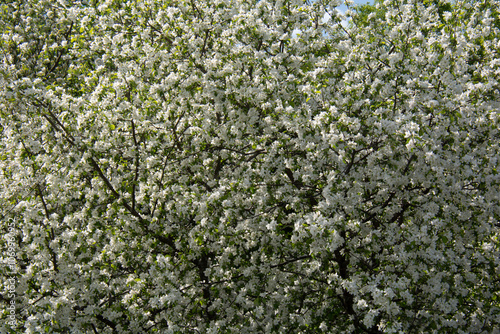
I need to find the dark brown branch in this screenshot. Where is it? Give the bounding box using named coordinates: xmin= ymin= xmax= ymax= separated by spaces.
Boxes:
xmin=284 ymin=168 xmax=303 ymax=189
xmin=343 ymin=149 xmax=357 ymax=175
xmin=131 ymin=120 xmax=140 ymax=212
xmin=193 ymin=253 xmax=216 ymax=322
xmin=95 ymin=314 xmax=116 ymax=331
xmin=213 ymin=156 xmax=223 ymax=180
xmin=201 ymin=27 xmax=211 ymax=55
xmin=361 ymin=154 xmax=416 ymax=228
xmin=270 ymin=255 xmax=311 ymax=268
xmin=190 ymin=0 xmax=203 ymax=18
xmin=38 ymin=104 xmax=146 ymax=224
xmin=87 ymin=158 xmax=143 ymax=221
xmin=46 ymin=22 xmax=73 ymax=76
xmin=245 ymin=149 xmax=265 ymax=162
xmin=35 ymin=184 xmax=59 ymax=273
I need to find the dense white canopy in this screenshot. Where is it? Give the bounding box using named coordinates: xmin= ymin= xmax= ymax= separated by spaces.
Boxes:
xmin=1 ymin=0 xmax=499 ymax=332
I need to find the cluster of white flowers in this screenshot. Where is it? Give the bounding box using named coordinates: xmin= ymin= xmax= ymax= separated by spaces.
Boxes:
xmin=1 ymin=0 xmax=499 ymax=332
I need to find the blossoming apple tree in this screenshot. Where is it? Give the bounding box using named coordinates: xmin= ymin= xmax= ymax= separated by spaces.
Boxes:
xmin=1 ymin=0 xmax=499 ymax=332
